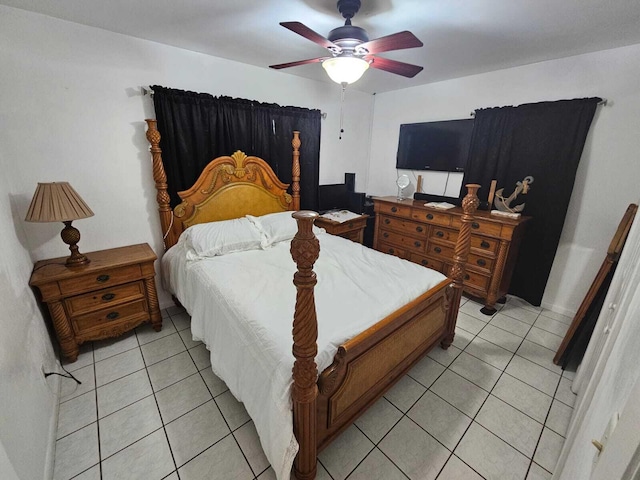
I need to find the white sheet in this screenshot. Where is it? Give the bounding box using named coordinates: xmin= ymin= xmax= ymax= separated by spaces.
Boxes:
xmin=162 ymin=231 xmax=446 ymax=479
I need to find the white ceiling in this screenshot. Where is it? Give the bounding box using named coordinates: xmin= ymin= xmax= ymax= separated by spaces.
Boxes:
xmin=4 ymin=0 xmax=640 ymax=94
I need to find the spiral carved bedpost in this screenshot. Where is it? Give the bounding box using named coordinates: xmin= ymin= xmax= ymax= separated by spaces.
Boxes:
xmin=292 ymin=131 xmax=301 ymax=211
xmin=290 ymin=210 xmax=320 ymax=480
xmin=145 ymin=119 xmax=179 ymax=250
xmin=442 ymin=184 xmax=480 ymax=349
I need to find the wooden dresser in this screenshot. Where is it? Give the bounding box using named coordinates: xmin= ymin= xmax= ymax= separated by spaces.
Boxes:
xmin=30 ymin=243 xmax=162 ymax=362
xmin=315 ymin=214 xmax=368 ymax=244
xmin=373 ymin=197 xmax=530 ymax=314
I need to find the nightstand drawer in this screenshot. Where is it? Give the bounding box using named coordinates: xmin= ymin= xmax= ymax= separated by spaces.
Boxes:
xmin=58 ymin=264 xmax=142 ymax=296
xmin=72 ymin=298 xmax=149 ymax=334
xmin=65 ymin=281 xmax=145 ymax=317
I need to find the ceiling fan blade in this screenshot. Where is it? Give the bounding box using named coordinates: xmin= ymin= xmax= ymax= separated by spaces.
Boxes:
xmin=280 ymin=22 xmax=339 ymax=51
xmin=269 ymin=57 xmax=328 ymax=70
xmin=359 ymin=31 xmax=423 ymax=54
xmin=367 ymin=56 xmax=423 ymax=78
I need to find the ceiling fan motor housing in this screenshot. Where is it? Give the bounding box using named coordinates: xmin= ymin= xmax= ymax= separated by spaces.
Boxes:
xmin=337 ymin=0 xmax=362 ymax=21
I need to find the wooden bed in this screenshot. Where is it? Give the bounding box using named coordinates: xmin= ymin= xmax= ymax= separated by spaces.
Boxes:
xmin=145 ymin=119 xmax=479 ymax=480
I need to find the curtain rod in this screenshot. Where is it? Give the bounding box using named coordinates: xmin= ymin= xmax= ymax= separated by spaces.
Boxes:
xmin=140 ymin=86 xmax=327 ymax=119
xmin=470 ymin=98 xmax=607 ymax=117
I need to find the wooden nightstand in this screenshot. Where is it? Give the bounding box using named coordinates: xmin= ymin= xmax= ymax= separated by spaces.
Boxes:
xmin=315 ymin=214 xmax=368 ymax=244
xmin=30 ymin=243 xmax=162 ymax=362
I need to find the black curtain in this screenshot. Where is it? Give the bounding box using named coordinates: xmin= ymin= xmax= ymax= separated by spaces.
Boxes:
xmin=462 ymin=98 xmax=600 ymax=305
xmin=151 ymin=85 xmax=321 ymax=210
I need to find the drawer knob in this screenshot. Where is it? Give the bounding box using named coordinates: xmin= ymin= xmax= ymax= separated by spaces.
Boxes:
xmin=414 ymin=241 xmax=421 ymax=248
xmin=472 ymin=222 xmax=480 ymax=229
xmin=96 ymin=274 xmax=110 ymax=283
xmin=102 ymin=293 xmax=115 ymax=301
xmin=477 ymin=259 xmax=487 ymax=267
xmin=416 ymin=226 xmax=423 ymax=233
xmin=436 ymin=231 xmax=444 ymax=238
xmin=465 ymin=274 xmax=470 ymax=280
xmin=391 ymin=207 xmax=398 ymax=213
xmin=421 ymin=259 xmax=428 ymax=266
xmin=481 ymin=240 xmax=490 ymax=248
xmin=384 ymin=218 xmax=391 ymax=225
xmin=106 ymin=311 xmax=120 ymax=320
xmin=388 ymin=248 xmax=395 ymax=254
xmin=383 ymin=232 xmax=389 ymax=238
xmin=434 ymin=246 xmax=442 ymax=254
xmin=426 ymin=214 xmax=434 ymax=220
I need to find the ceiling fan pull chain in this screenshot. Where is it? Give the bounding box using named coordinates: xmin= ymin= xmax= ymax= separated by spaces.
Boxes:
xmin=339 ymin=82 xmax=346 ymax=140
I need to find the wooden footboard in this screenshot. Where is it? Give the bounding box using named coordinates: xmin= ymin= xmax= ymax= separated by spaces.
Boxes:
xmin=290 ymin=185 xmax=480 ymax=480
xmin=316 ymin=279 xmax=451 ymax=449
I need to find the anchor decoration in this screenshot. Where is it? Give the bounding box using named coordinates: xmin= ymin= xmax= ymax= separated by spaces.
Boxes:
xmin=494 ymin=176 xmax=534 ymax=214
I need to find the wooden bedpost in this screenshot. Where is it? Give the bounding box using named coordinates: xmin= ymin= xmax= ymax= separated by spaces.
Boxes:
xmin=292 ymin=131 xmax=301 ymax=211
xmin=290 ymin=210 xmax=320 ymax=480
xmin=442 ymin=184 xmax=480 ymax=349
xmin=145 ymin=119 xmax=179 ymax=250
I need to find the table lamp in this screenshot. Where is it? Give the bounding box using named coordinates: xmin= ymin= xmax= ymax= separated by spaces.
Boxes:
xmin=25 ymin=182 xmax=94 ymax=267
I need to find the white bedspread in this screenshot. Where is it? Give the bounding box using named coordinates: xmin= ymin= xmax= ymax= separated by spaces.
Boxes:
xmin=162 ymin=232 xmax=446 ymax=479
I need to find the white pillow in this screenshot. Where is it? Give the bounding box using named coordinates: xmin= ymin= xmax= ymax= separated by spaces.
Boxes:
xmin=247 ymin=211 xmax=324 ymax=246
xmin=182 ymin=217 xmax=265 ymax=259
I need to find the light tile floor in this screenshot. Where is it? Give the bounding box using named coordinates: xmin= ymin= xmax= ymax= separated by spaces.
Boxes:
xmin=53 ymin=296 xmax=576 ymax=480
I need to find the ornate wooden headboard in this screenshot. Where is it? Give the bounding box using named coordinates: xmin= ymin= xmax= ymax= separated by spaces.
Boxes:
xmin=145 ymin=119 xmax=301 ymax=250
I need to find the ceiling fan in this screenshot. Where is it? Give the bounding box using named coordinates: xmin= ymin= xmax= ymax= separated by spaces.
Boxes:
xmin=269 ymin=0 xmax=424 ymax=85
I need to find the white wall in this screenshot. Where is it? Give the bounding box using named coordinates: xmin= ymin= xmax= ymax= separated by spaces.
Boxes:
xmin=367 ymin=44 xmax=640 ymax=315
xmin=0 ymin=5 xmax=374 ymax=478
xmin=0 ymin=5 xmax=375 ymax=309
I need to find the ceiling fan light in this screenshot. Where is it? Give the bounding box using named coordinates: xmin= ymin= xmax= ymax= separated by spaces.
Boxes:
xmin=322 ymin=57 xmax=369 ymax=84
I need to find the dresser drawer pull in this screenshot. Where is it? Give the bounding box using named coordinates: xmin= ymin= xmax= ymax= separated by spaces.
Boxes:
xmin=477 ymin=259 xmax=487 ymax=267
xmin=426 ymin=214 xmax=434 ymax=220
xmin=383 ymin=232 xmax=389 ymax=238
xmin=481 ymin=240 xmax=490 ymax=248
xmin=388 ymin=248 xmax=395 ymax=254
xmin=421 ymin=259 xmax=429 ymax=266
xmin=471 ymin=222 xmax=480 ymax=229
xmin=436 ymin=230 xmax=444 ymax=238
xmin=101 ymin=293 xmax=115 ymax=301
xmin=391 ymin=207 xmax=398 ymax=213
xmin=434 ymin=246 xmax=442 ymax=254
xmin=96 ymin=274 xmax=110 ymax=283
xmin=414 ymin=241 xmax=422 ymax=248
xmin=416 ymin=226 xmax=423 ymax=233
xmin=384 ymin=218 xmax=391 ymax=225
xmin=106 ymin=311 xmax=120 ymax=320
xmin=465 ymin=274 xmax=470 ymax=280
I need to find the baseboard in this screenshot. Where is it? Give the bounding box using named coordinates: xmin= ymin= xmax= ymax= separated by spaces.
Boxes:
xmin=540 ymin=300 xmax=577 ymax=319
xmin=43 ymin=370 xmax=61 ymax=480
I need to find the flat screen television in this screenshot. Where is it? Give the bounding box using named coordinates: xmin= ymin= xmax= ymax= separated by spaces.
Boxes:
xmin=396 ymin=119 xmax=474 ymax=172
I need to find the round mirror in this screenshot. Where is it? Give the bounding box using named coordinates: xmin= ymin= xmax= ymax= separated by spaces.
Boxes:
xmin=396 ymin=174 xmax=410 ymax=200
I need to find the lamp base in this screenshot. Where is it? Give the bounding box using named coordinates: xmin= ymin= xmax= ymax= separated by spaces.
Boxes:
xmin=61 ymin=221 xmax=90 ymax=267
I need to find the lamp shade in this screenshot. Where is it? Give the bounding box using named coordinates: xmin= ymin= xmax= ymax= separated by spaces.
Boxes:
xmin=25 ymin=182 xmax=94 ymax=223
xmin=322 ymin=57 xmax=370 ymax=84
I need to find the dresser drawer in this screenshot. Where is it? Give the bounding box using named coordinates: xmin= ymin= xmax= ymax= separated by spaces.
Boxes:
xmin=411 ymin=210 xmax=452 ymax=227
xmin=468 ymin=252 xmax=495 ymax=273
xmin=377 ymin=241 xmax=407 ymax=259
xmin=72 ymin=298 xmax=149 ymax=334
xmin=426 ymin=242 xmax=454 ymax=260
xmin=65 ymin=281 xmax=145 ymax=317
xmin=451 ymin=217 xmax=502 ymax=237
xmin=430 ymin=226 xmax=458 ymax=243
xmin=408 ymin=253 xmax=444 ymax=272
xmin=378 ymin=202 xmax=412 ymax=218
xmin=58 ymin=264 xmax=143 ymax=296
xmin=379 ymin=215 xmax=427 ymax=238
xmin=379 ymin=230 xmax=426 ymax=252
xmin=445 ymin=265 xmax=491 ymax=293
xmin=471 ymin=235 xmax=499 ymax=255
